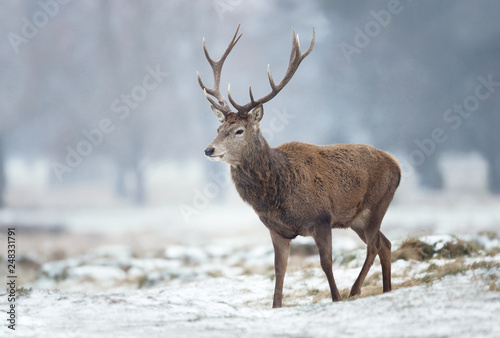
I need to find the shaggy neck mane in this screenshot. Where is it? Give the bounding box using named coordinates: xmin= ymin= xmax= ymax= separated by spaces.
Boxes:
xmin=230 ymin=133 xmax=288 ymax=212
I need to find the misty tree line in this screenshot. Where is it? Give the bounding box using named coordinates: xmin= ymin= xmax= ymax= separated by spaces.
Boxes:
xmin=1 ymin=1 xmax=499 ymax=207
xmin=1 ymin=0 xmax=195 ymax=206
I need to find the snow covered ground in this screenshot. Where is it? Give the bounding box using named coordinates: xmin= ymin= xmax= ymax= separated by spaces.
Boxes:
xmin=1 ymin=192 xmax=500 ymax=337
xmin=1 ymin=228 xmax=500 ymax=337
xmin=5 ymin=270 xmax=500 ymax=337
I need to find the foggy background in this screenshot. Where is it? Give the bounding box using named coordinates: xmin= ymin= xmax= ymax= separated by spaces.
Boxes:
xmin=0 ymin=0 xmax=499 ymax=235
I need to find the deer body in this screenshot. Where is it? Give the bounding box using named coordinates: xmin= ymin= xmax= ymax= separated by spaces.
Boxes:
xmin=198 ymin=26 xmax=400 ymax=308
xmin=232 ymin=140 xmax=400 ymax=240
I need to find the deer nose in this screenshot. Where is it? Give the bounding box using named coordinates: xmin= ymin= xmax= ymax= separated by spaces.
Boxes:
xmin=205 ymin=147 xmax=215 ymax=157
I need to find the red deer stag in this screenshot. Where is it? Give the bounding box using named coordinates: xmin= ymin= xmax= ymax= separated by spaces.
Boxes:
xmin=198 ymin=25 xmax=401 ymax=308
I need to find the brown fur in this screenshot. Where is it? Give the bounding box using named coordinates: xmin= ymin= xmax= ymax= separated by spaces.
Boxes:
xmin=233 ymin=140 xmax=400 ymax=239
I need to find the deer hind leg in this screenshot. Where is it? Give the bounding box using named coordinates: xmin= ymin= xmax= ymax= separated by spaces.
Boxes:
xmin=269 ymin=230 xmax=291 ymax=308
xmin=350 ymin=211 xmax=389 ymax=297
xmin=312 ymin=223 xmax=342 ymax=302
xmin=378 ymin=231 xmax=392 ymax=293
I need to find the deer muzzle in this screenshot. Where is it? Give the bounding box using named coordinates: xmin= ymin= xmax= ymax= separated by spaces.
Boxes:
xmin=205 ymin=147 xmax=215 ymax=157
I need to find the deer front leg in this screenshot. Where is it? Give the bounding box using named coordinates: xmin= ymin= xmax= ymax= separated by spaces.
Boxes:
xmin=269 ymin=230 xmax=291 ymax=308
xmin=313 ymin=224 xmax=342 ymax=302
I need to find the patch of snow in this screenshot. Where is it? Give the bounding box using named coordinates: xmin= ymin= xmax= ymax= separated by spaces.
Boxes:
xmin=476 ymin=234 xmax=500 ymax=251
xmin=164 ymin=245 xmax=209 ymax=264
xmin=420 ymin=234 xmax=456 ymax=250
xmin=68 ymin=265 xmax=126 ymax=282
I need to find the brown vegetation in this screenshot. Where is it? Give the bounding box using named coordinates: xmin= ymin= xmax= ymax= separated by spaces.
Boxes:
xmin=309 ymin=235 xmax=500 ymax=303
xmin=391 ymin=237 xmax=484 ymax=262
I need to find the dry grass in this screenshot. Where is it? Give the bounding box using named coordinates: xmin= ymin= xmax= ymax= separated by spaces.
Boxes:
xmin=290 ymin=242 xmax=318 ymax=257
xmin=437 ymin=241 xmax=482 ymax=259
xmin=421 ymin=258 xmax=468 ymax=283
xmin=362 ymin=271 xmax=381 ymax=287
xmin=5 ymin=286 xmax=34 ymax=299
xmin=479 ymin=273 xmax=500 ymax=292
xmin=137 ymin=274 xmax=148 ymax=289
xmin=400 ymin=259 xmax=500 ymax=289
xmin=469 ymin=260 xmax=500 ymax=270
xmin=310 ymin=256 xmax=500 ymax=304
xmin=312 ymin=290 xmax=333 ymax=303
xmin=311 ymin=272 xmax=385 ymax=303
xmin=489 ymin=282 xmax=500 ymax=292
xmin=471 ymin=261 xmax=500 ymax=292
xmin=487 ymin=247 xmax=500 ymax=256
xmin=392 ymin=237 xmax=485 ymax=263
xmin=17 ymin=286 xmax=33 ymax=297
xmin=339 ymin=252 xmax=358 ymax=266
xmin=479 ymin=231 xmax=499 ymax=240
xmin=393 ymin=278 xmax=421 ymax=290
xmin=308 ymin=232 xmax=500 ymax=304
xmin=392 ymin=238 xmax=435 ymax=262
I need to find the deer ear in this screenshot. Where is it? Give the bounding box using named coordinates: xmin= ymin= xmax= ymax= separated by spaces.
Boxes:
xmin=211 ymin=105 xmax=226 ymax=123
xmin=250 ymin=105 xmax=264 ymax=125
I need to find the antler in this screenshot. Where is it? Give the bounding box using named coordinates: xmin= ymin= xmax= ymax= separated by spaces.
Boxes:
xmin=197 ymin=24 xmax=242 ymax=117
xmin=198 ymin=26 xmax=315 ymax=117
xmin=228 ymin=27 xmax=315 ymax=115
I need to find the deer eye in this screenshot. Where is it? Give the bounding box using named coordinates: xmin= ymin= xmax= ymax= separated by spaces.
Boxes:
xmin=235 ymin=129 xmax=244 ymax=135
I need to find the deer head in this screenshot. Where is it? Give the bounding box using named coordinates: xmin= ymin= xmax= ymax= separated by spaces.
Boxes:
xmin=199 ymin=25 xmax=315 ymax=165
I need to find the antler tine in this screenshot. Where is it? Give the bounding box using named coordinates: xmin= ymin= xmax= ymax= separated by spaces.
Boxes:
xmin=217 ymin=24 xmax=242 ymax=66
xmin=227 ymin=83 xmax=244 ymax=112
xmin=203 ymin=88 xmax=219 ymax=108
xmin=267 ymin=64 xmax=278 ymax=91
xmin=301 ymin=27 xmax=315 ymax=59
xmin=289 ymin=27 xmax=300 ymax=63
xmin=227 ymin=83 xmax=258 ymax=112
xmin=230 ymin=27 xmax=315 ymax=116
xmin=198 ymin=25 xmax=242 ymax=114
xmin=249 ymin=86 xmax=256 ymax=104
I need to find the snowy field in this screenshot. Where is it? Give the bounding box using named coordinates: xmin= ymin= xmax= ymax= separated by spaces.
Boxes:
xmin=1 ymin=191 xmax=500 ymax=337
xmin=7 ymin=270 xmax=499 ymax=337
